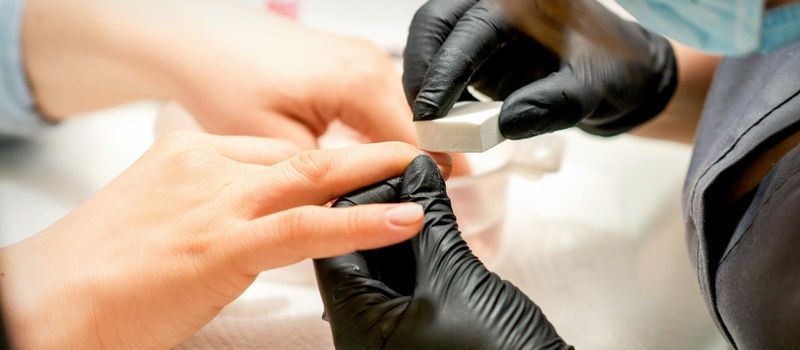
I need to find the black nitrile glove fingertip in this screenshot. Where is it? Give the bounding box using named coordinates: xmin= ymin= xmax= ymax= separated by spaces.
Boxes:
xmin=499 ymin=70 xmax=600 ymax=140
xmin=498 ymin=100 xmax=583 ymax=140
xmin=332 ymin=177 xmax=402 ymax=208
xmin=402 ymin=155 xmax=448 ymax=195
xmin=413 ymin=91 xmax=477 ymax=121
xmin=498 ymin=102 xmax=548 ymax=140
xmin=412 ymin=99 xmax=444 ymax=121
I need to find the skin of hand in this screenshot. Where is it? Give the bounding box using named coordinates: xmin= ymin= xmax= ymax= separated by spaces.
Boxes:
xmin=0 ymin=135 xmax=454 ymax=349
xmin=403 ymin=0 xmax=678 ymax=140
xmin=22 ymin=0 xmax=416 ymax=149
xmin=314 ymin=155 xmax=571 ymax=350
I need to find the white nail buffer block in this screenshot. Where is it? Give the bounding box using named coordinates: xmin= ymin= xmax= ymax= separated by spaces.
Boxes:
xmin=415 ymin=101 xmax=505 ymax=153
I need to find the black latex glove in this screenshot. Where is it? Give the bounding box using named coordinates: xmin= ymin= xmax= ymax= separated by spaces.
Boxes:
xmin=314 ymin=155 xmax=571 ymax=350
xmin=403 ymin=0 xmax=677 ymax=139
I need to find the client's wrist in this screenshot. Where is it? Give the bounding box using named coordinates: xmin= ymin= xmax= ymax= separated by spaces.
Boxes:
xmin=0 ymin=236 xmax=101 ymax=349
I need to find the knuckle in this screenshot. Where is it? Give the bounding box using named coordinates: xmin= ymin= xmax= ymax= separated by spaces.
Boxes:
xmin=351 ymin=38 xmax=384 ymax=57
xmin=177 ymin=235 xmax=214 ymax=258
xmin=332 ymin=39 xmax=396 ymax=96
xmin=350 ymin=41 xmax=394 ymax=77
xmin=171 ymin=147 xmax=215 ymax=174
xmin=154 ymin=131 xmax=225 ymax=178
xmin=331 ymin=208 xmax=362 ymax=253
xmin=276 ymin=207 xmax=315 ymax=253
xmin=270 ymin=139 xmax=303 ymax=159
xmin=288 ymin=150 xmax=331 ymax=184
xmin=156 ymin=130 xmax=204 ymax=152
xmin=343 ymin=209 xmax=367 ymax=239
xmin=384 ymin=141 xmax=419 ymax=160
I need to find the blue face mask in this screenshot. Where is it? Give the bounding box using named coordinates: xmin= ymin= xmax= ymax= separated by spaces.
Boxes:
xmin=615 ymin=0 xmax=800 ymax=56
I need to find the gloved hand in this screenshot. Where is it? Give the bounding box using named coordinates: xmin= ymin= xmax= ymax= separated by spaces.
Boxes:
xmin=314 ymin=155 xmax=571 ymax=349
xmin=403 ymin=0 xmax=678 ymax=139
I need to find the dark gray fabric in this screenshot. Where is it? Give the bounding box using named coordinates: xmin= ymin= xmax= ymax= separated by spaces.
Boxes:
xmin=684 ymin=41 xmax=800 ymax=348
xmin=715 ymin=143 xmax=800 ymax=349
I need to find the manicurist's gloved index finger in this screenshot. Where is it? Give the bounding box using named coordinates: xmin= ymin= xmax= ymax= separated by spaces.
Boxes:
xmin=411 ymin=0 xmax=513 ymax=121
xmin=403 ymin=0 xmax=480 ymax=106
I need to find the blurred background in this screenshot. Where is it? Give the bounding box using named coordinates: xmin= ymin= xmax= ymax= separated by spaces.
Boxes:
xmin=0 ymin=0 xmax=726 ymax=348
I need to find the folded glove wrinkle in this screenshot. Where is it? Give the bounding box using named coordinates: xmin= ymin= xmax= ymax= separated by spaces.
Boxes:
xmin=333 ymin=177 xmax=402 ymax=208
xmin=404 ymin=0 xmax=482 ymax=105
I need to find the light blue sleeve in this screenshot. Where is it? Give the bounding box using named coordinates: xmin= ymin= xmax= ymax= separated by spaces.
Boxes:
xmin=0 ymin=0 xmax=48 ymax=137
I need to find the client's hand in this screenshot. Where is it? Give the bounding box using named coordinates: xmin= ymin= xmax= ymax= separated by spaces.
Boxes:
xmin=0 ymin=134 xmax=447 ymax=349
xmin=25 ymin=0 xmax=417 ymax=149
xmin=314 ymin=155 xmax=571 ymax=349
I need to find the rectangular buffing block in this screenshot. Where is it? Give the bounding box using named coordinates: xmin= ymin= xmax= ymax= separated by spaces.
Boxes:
xmin=415 ymin=101 xmax=505 ymax=153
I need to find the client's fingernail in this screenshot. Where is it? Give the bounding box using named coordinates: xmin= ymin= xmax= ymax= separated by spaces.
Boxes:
xmin=423 ymin=151 xmax=452 ymax=166
xmin=385 ymin=204 xmax=424 ymax=226
xmin=423 ymin=151 xmax=453 ymax=179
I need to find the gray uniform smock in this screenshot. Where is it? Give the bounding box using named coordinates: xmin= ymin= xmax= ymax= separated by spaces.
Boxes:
xmin=1 ymin=0 xmax=48 ymax=137
xmin=685 ymin=41 xmax=800 ymax=349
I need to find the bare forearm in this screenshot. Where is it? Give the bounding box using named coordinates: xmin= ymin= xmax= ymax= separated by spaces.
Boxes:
xmin=21 ymin=0 xmax=183 ymax=120
xmin=21 ymin=0 xmax=301 ymax=121
xmin=0 ymin=234 xmax=100 ymax=349
xmin=21 ymin=0 xmax=421 ymax=149
xmin=630 ymin=41 xmax=721 ymax=144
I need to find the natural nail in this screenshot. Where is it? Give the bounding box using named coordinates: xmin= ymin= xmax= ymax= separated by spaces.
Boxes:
xmin=385 ymin=204 xmax=424 ymax=226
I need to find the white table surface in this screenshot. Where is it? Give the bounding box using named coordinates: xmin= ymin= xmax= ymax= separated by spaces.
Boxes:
xmin=0 ymin=1 xmax=726 ymax=348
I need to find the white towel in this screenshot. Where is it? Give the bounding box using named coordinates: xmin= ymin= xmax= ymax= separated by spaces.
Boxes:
xmin=176 ymin=262 xmax=334 ymax=350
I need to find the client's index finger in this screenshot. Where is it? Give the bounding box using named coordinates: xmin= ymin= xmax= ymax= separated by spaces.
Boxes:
xmin=264 ymin=142 xmax=423 ymax=211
